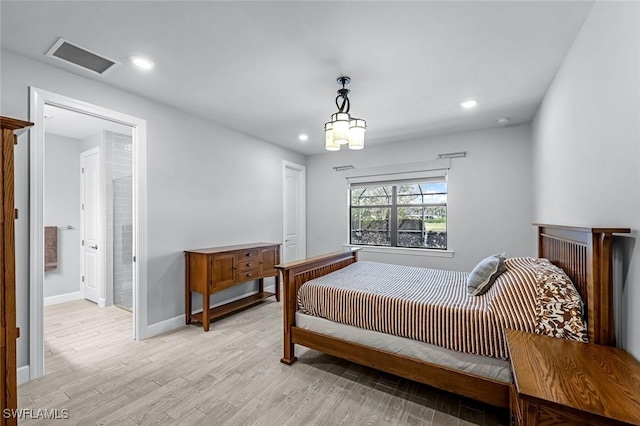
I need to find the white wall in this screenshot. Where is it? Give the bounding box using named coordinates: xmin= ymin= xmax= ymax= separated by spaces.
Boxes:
xmin=43 ymin=134 xmax=81 ymax=300
xmin=80 ymin=132 xmax=102 ymax=152
xmin=1 ymin=49 xmax=305 ymax=367
xmin=306 ymin=124 xmax=534 ymax=272
xmin=532 ymin=2 xmax=640 ymax=357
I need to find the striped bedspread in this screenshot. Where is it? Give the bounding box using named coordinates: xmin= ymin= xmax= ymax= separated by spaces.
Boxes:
xmin=297 ymin=258 xmax=542 ymax=359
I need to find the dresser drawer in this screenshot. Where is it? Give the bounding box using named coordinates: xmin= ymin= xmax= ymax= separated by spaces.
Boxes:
xmin=238 ymin=249 xmax=259 ymax=261
xmin=238 ymin=259 xmax=259 ymax=272
xmin=238 ymin=268 xmax=260 ymax=282
xmin=537 ymin=404 xmax=617 ymax=426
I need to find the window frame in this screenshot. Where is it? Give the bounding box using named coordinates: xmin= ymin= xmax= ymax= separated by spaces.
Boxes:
xmin=349 ymin=178 xmax=448 ymax=250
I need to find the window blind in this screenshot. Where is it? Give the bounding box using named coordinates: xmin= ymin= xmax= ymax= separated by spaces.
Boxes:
xmin=345 ymin=159 xmax=449 ymax=188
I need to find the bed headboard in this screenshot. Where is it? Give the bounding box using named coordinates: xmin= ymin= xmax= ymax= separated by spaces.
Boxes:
xmin=535 ymin=224 xmax=630 ymax=346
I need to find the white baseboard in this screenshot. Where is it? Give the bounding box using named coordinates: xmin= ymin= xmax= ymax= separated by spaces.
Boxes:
xmin=143 ymin=314 xmax=185 ymax=339
xmin=17 ymin=365 xmax=30 ymax=385
xmin=143 ymin=284 xmax=278 ymax=339
xmin=98 ymin=297 xmax=107 ymax=308
xmin=44 ymin=291 xmax=82 ymax=307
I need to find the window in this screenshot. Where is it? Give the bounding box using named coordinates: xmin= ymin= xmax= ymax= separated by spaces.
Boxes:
xmin=350 ymin=180 xmax=447 ymax=249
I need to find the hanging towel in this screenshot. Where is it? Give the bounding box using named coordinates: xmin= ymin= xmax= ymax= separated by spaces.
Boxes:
xmin=44 ymin=226 xmax=58 ymax=272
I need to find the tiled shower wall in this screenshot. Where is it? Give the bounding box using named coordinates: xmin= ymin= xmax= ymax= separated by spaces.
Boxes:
xmin=104 ymin=131 xmax=133 ymax=310
xmin=113 ymin=176 xmax=133 ymax=309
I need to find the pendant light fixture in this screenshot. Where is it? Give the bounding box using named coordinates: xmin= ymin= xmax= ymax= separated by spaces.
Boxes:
xmin=325 ymin=76 xmax=367 ymax=151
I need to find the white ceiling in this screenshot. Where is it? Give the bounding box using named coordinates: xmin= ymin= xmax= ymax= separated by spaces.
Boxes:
xmin=1 ymin=1 xmax=594 ymax=155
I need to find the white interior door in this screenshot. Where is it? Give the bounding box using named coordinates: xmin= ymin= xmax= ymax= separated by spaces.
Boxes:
xmin=283 ymin=161 xmax=306 ymax=263
xmin=80 ymin=147 xmax=102 ymax=303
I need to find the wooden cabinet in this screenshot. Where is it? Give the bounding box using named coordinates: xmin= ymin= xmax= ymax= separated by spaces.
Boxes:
xmin=506 ymin=329 xmax=640 ymax=426
xmin=1 ymin=117 xmax=32 ymax=426
xmin=185 ymin=243 xmax=281 ymax=331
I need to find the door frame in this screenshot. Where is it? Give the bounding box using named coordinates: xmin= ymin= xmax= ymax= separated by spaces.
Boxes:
xmin=79 ymin=146 xmax=103 ymax=304
xmin=282 ymin=160 xmax=306 ymax=262
xmin=29 ymin=87 xmax=148 ymax=380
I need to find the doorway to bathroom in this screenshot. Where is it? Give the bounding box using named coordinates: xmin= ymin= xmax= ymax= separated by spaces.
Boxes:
xmin=29 ymin=88 xmax=148 ymax=381
xmin=42 ymin=106 xmax=135 ymax=312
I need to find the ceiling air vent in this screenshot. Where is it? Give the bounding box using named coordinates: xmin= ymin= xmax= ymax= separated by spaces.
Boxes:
xmin=46 ymin=38 xmax=119 ymax=76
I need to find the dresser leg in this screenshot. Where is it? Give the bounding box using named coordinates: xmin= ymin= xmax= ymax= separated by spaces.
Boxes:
xmin=203 ymin=293 xmax=210 ymax=332
xmin=275 ymin=275 xmax=280 ymax=302
xmin=184 ymin=290 xmax=191 ymax=325
xmin=185 ymin=291 xmax=192 ymax=325
xmin=185 ymin=253 xmax=191 ymax=325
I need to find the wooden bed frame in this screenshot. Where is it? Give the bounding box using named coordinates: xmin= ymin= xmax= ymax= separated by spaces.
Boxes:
xmin=275 ymin=224 xmax=630 ymax=408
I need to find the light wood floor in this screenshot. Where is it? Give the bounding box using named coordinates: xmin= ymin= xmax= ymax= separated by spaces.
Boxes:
xmin=18 ymin=299 xmax=508 ymax=425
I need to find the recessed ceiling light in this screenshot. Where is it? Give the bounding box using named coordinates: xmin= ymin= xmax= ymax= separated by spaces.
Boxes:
xmin=131 ymin=56 xmax=155 ymax=70
xmin=298 ymin=134 xmax=309 ymax=141
xmin=497 ymin=117 xmax=510 ymax=125
xmin=460 ymin=99 xmax=479 ymax=109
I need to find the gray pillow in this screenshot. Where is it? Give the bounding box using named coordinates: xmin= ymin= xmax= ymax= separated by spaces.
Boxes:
xmin=467 ymin=253 xmax=506 ymax=296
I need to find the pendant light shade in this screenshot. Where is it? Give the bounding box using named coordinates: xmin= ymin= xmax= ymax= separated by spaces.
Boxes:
xmin=325 ymin=122 xmax=340 ymax=151
xmin=331 ymin=112 xmax=351 ymax=145
xmin=348 ymin=118 xmax=366 ymax=150
xmin=325 ymin=76 xmax=367 ymax=151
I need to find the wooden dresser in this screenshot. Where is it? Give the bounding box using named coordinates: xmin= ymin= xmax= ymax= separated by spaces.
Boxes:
xmin=185 ymin=242 xmax=281 ymax=331
xmin=506 ymin=329 xmax=640 ymax=426
xmin=1 ymin=117 xmax=32 ymax=426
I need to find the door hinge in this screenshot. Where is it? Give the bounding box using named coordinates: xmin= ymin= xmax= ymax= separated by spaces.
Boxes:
xmin=81 ymin=167 xmax=85 ymax=173
xmin=81 ymin=239 xmax=84 ymax=246
xmin=81 ymin=276 xmax=85 ymax=283
xmin=133 ymin=256 xmax=136 ymax=263
xmin=81 ymin=203 xmax=85 ymax=210
xmin=15 ymin=208 xmax=18 ymax=220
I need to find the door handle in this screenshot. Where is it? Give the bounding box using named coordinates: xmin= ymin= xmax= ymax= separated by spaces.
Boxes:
xmin=90 ymin=245 xmax=98 ymax=250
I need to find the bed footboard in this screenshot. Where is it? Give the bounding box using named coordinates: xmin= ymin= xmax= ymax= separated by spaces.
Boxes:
xmin=275 ymin=248 xmax=360 ymax=364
